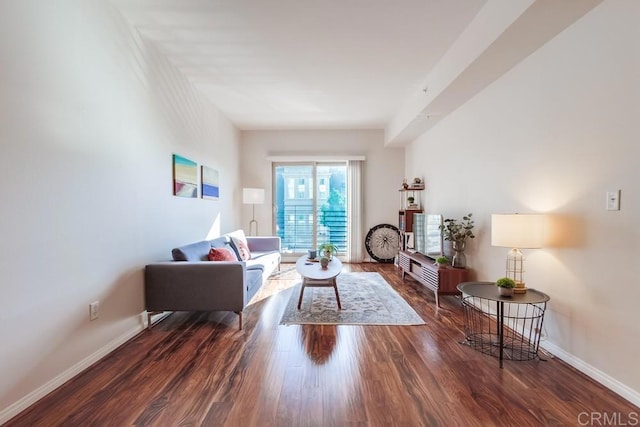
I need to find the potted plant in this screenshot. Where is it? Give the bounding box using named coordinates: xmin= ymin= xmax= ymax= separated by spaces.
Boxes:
xmin=319 ymin=243 xmax=338 ymax=259
xmin=438 ymin=213 xmax=475 ymax=268
xmin=496 ymin=277 xmax=516 ymax=297
xmin=320 ymin=256 xmax=330 ymax=269
xmin=434 ymin=256 xmax=450 ymax=268
xmin=439 ymin=213 xmax=475 ymax=243
xmin=407 ymin=196 xmax=415 ymax=204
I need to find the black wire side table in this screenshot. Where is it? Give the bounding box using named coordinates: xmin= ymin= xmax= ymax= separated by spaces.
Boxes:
xmin=457 ymin=282 xmax=550 ymax=368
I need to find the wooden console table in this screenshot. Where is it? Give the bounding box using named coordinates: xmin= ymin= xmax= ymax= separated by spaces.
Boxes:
xmin=398 ymin=250 xmax=468 ymax=307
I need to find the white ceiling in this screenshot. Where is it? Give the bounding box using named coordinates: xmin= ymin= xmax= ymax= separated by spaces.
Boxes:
xmin=113 ymin=0 xmax=487 ymax=130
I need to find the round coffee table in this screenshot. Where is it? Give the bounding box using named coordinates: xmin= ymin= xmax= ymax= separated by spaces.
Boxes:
xmin=295 ymin=255 xmax=343 ymax=310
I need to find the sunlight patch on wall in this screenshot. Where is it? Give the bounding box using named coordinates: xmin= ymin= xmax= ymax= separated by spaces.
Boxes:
xmin=205 ymin=213 xmax=221 ymax=240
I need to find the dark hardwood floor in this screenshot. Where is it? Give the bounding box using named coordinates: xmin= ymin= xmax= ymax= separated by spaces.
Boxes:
xmin=6 ymin=263 xmax=638 ymax=426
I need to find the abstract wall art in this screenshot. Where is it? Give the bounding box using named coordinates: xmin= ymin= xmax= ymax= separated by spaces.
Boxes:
xmin=172 ymin=154 xmax=198 ymax=198
xmin=201 ymin=165 xmax=220 ymax=200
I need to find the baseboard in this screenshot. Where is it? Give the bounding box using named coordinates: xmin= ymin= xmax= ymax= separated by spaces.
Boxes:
xmin=541 ymin=340 xmax=640 ymax=407
xmin=0 ymin=321 xmax=146 ymax=425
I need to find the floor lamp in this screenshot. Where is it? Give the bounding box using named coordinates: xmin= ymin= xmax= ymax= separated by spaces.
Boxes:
xmin=243 ymin=188 xmax=265 ymax=236
xmin=491 ymin=213 xmax=543 ymax=293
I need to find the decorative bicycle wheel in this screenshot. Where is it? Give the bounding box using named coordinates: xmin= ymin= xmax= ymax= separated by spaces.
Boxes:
xmin=365 ymin=224 xmax=400 ymax=263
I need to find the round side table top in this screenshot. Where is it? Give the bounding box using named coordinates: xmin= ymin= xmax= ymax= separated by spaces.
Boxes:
xmin=457 ymin=281 xmax=550 ymax=304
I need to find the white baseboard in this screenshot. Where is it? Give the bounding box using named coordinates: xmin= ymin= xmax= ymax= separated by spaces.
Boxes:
xmin=0 ymin=322 xmax=145 ymax=425
xmin=541 ymin=341 xmax=640 ymax=407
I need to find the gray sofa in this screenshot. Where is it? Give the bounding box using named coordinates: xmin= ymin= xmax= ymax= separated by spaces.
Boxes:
xmin=144 ymin=230 xmax=281 ymax=330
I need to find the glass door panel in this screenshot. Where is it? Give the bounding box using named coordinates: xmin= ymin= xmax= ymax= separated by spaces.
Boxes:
xmin=274 ymin=163 xmax=347 ymax=257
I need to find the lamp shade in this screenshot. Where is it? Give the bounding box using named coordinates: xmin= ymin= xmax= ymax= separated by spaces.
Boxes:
xmin=242 ymin=188 xmax=265 ymax=204
xmin=491 ymin=214 xmax=543 ymax=249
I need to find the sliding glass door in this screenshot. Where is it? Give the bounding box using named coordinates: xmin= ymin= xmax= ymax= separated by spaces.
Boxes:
xmin=273 ymin=163 xmax=347 ymax=259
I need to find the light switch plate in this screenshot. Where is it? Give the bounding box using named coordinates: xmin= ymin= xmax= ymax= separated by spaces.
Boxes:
xmin=606 ymin=190 xmax=620 ymax=211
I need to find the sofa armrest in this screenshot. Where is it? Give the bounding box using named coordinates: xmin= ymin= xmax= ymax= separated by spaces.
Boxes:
xmin=246 ymin=236 xmax=281 ymax=253
xmin=144 ymin=261 xmax=247 ymax=312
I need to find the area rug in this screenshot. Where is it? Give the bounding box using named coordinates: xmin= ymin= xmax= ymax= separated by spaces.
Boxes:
xmin=279 ymin=272 xmax=425 ymax=326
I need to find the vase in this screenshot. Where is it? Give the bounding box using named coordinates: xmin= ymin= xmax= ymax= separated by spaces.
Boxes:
xmin=451 ymin=240 xmax=466 ymax=268
xmin=498 ymin=287 xmax=514 ymax=297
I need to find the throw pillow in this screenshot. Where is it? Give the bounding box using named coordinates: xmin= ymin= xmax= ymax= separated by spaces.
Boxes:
xmin=208 ymin=247 xmax=237 ymax=262
xmin=230 ymin=236 xmax=252 ymax=261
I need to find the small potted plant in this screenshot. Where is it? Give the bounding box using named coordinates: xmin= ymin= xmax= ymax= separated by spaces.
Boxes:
xmin=320 ymin=256 xmax=330 ymax=269
xmin=319 ymin=243 xmax=338 ymax=259
xmin=435 ymin=256 xmax=450 ymax=268
xmin=496 ymin=277 xmax=516 ymax=297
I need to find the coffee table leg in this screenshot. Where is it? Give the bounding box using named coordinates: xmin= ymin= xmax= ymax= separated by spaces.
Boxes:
xmin=333 ymin=278 xmax=342 ymax=310
xmin=297 ymin=281 xmax=306 ymax=309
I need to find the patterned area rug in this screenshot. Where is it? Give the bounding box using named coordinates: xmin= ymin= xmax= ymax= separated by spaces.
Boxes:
xmin=280 ymin=272 xmax=425 ymax=326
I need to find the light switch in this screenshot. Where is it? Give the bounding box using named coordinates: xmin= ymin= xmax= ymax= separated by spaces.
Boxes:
xmin=606 ymin=190 xmax=620 ymax=211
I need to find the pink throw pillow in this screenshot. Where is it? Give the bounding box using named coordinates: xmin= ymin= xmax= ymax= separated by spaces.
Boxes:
xmin=230 ymin=236 xmax=252 ymax=261
xmin=208 ymin=247 xmax=237 ymax=262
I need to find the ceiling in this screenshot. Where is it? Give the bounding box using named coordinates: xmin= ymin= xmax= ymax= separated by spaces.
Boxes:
xmin=112 ymin=0 xmax=487 ymax=131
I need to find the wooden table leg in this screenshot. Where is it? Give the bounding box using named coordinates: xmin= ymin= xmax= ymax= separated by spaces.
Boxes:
xmin=297 ymin=281 xmax=306 ymax=309
xmin=332 ymin=278 xmax=342 ymax=310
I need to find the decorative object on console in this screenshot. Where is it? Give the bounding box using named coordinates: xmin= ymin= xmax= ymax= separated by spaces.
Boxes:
xmin=435 ymin=256 xmax=450 ymax=268
xmin=365 ymin=224 xmax=400 ymax=263
xmin=242 ymin=188 xmax=265 ymax=236
xmin=439 ymin=213 xmax=475 ymax=268
xmin=491 ymin=213 xmax=543 ymax=294
xmin=495 ymin=277 xmax=516 ymax=297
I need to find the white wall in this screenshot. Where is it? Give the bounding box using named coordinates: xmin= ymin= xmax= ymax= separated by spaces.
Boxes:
xmin=405 ymin=0 xmax=639 ymax=403
xmin=0 ymin=0 xmax=240 ymax=420
xmin=240 ymin=130 xmax=404 ymax=253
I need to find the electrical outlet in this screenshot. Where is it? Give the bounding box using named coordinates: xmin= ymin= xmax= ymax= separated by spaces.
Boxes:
xmin=89 ymin=301 xmax=99 ymax=321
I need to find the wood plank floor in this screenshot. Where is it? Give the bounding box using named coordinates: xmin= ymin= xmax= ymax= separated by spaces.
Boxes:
xmin=7 ymin=263 xmax=638 ymax=426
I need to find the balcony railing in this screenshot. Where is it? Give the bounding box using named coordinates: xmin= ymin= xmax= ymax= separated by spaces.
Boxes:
xmin=275 ymin=205 xmax=347 ymax=253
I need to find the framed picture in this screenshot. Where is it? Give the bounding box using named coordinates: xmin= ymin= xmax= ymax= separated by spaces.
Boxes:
xmin=201 ymin=165 xmax=219 ymax=200
xmin=172 ymin=154 xmax=198 ymax=198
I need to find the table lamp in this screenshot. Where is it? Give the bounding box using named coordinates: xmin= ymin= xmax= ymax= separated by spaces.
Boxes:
xmin=243 ymin=188 xmax=265 ymax=236
xmin=491 ymin=213 xmax=543 ymax=293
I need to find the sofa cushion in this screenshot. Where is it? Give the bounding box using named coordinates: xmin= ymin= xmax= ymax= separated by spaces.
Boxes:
xmin=245 ymin=269 xmax=263 ymax=301
xmin=250 ymin=250 xmax=280 ymax=260
xmin=209 ymin=236 xmax=230 ymax=249
xmin=230 ymin=236 xmax=251 ymax=261
xmin=227 ymin=229 xmax=248 ymax=245
xmin=172 ymin=240 xmax=214 ymax=261
xmin=245 ymin=259 xmax=266 ymax=272
xmin=208 ymin=247 xmax=237 ymax=261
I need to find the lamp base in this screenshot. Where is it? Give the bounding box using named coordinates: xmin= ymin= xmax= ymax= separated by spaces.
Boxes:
xmin=514 ymin=286 xmax=527 ymax=294
xmin=248 ymin=219 xmax=258 ymax=236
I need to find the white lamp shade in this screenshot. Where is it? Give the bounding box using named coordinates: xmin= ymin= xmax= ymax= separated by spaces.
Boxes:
xmin=242 ymin=188 xmax=265 ymax=204
xmin=491 ymin=214 xmax=543 ymax=249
